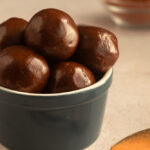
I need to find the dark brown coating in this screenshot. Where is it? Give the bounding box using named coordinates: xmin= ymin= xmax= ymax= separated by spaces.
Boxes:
xmin=74 ymin=26 xmax=119 ymax=74
xmin=24 ymin=8 xmax=79 ymax=62
xmin=0 ymin=17 xmax=28 ymax=50
xmin=0 ymin=46 xmax=50 ymax=93
xmin=47 ymin=61 xmax=95 ymax=93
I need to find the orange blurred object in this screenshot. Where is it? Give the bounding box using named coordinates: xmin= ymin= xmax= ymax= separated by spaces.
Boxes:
xmin=111 ymin=129 xmax=150 ymax=150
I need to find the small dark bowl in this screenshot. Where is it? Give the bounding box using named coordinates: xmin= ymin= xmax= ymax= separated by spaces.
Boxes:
xmin=0 ymin=69 xmax=113 ymax=150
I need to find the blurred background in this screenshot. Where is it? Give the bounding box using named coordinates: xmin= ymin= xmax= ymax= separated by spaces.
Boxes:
xmin=0 ymin=0 xmax=150 ymax=149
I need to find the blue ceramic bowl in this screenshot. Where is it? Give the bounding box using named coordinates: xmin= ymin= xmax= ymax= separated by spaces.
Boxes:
xmin=0 ymin=68 xmax=113 ymax=150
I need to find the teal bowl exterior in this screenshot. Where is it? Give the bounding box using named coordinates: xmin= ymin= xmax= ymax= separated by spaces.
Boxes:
xmin=0 ymin=69 xmax=113 ymax=150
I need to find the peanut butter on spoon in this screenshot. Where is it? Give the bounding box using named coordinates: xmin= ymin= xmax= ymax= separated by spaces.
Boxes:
xmin=111 ymin=129 xmax=150 ymax=150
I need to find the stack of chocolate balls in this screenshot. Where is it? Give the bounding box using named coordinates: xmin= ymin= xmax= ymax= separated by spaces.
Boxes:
xmin=0 ymin=8 xmax=119 ymax=93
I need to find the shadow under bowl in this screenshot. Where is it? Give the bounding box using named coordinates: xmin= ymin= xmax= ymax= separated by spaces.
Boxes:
xmin=0 ymin=68 xmax=113 ymax=150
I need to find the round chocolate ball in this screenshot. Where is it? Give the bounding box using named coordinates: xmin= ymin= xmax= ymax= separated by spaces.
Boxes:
xmin=47 ymin=61 xmax=95 ymax=93
xmin=74 ymin=26 xmax=119 ymax=74
xmin=0 ymin=17 xmax=28 ymax=50
xmin=24 ymin=8 xmax=79 ymax=62
xmin=0 ymin=46 xmax=50 ymax=93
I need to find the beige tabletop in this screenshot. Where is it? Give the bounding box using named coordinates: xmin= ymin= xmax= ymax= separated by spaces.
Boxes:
xmin=0 ymin=0 xmax=150 ymax=150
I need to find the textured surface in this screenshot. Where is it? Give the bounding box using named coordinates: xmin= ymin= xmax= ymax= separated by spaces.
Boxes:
xmin=0 ymin=0 xmax=150 ymax=150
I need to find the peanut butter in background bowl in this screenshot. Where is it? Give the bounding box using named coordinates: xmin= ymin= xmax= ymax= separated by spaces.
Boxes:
xmin=111 ymin=129 xmax=150 ymax=150
xmin=102 ymin=0 xmax=150 ymax=27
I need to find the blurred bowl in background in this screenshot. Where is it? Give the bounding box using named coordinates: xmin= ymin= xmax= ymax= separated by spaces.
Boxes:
xmin=103 ymin=0 xmax=150 ymax=27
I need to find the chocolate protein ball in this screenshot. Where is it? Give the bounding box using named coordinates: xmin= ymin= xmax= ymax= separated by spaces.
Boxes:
xmin=0 ymin=46 xmax=50 ymax=93
xmin=74 ymin=25 xmax=119 ymax=74
xmin=24 ymin=8 xmax=79 ymax=62
xmin=0 ymin=17 xmax=28 ymax=50
xmin=47 ymin=61 xmax=95 ymax=93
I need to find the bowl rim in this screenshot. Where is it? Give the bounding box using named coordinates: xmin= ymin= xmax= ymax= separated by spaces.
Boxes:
xmin=0 ymin=68 xmax=113 ymax=97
